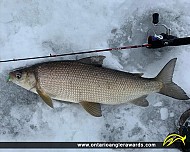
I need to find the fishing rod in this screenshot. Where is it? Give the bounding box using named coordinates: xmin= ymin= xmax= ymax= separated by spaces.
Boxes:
xmin=0 ymin=44 xmax=150 ymax=63
xmin=1 ymin=13 xmax=190 ymax=63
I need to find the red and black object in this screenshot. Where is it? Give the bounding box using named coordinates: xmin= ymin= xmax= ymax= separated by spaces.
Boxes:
xmin=148 ymin=33 xmax=190 ymax=48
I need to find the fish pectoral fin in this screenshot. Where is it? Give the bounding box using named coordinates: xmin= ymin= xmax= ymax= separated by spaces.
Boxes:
xmin=78 ymin=56 xmax=106 ymax=67
xmin=129 ymin=95 xmax=149 ymax=107
xmin=79 ymin=101 xmax=102 ymax=117
xmin=36 ymin=84 xmax=54 ymax=108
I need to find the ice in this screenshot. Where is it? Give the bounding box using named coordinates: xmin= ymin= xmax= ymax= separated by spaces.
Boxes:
xmin=153 ymin=102 xmax=162 ymax=107
xmin=160 ymin=108 xmax=169 ymax=120
xmin=0 ymin=0 xmax=190 ymax=152
xmin=170 ymin=112 xmax=175 ymax=118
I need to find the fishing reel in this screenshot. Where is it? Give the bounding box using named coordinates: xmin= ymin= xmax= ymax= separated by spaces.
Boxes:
xmin=147 ymin=13 xmax=190 ymax=48
xmin=164 ymin=109 xmax=190 ymax=151
xmin=177 ymin=109 xmax=190 ymax=151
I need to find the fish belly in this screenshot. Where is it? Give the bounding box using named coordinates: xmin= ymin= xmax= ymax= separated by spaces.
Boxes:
xmin=36 ymin=61 xmax=161 ymax=104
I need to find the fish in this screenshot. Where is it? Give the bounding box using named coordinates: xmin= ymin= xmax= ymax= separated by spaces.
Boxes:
xmin=8 ymin=56 xmax=189 ymax=117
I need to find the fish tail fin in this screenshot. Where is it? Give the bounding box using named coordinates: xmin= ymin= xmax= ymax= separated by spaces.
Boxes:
xmin=156 ymin=58 xmax=189 ymax=100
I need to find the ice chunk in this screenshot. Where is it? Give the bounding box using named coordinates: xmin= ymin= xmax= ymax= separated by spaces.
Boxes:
xmin=160 ymin=108 xmax=169 ymax=120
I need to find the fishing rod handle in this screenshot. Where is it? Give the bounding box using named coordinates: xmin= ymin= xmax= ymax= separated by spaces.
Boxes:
xmin=148 ymin=36 xmax=190 ymax=48
xmin=167 ymin=37 xmax=190 ymax=46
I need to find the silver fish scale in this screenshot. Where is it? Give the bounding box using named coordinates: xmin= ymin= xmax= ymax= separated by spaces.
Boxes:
xmin=35 ymin=61 xmax=162 ymax=104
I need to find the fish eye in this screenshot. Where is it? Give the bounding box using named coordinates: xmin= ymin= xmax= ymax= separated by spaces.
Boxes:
xmin=15 ymin=72 xmax=22 ymax=79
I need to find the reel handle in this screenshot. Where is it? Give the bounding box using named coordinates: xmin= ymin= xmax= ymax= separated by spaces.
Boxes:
xmin=152 ymin=13 xmax=159 ymax=24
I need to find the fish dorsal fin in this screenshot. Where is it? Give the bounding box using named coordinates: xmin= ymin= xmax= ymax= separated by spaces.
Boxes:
xmin=129 ymin=95 xmax=149 ymax=107
xmin=132 ymin=73 xmax=144 ymax=77
xmin=36 ymin=83 xmax=54 ymax=108
xmin=79 ymin=101 xmax=102 ymax=117
xmin=78 ymin=56 xmax=106 ymax=66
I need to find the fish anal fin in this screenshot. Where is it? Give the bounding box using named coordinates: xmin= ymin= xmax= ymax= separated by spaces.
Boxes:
xmin=78 ymin=56 xmax=106 ymax=66
xmin=79 ymin=101 xmax=102 ymax=117
xmin=130 ymin=95 xmax=149 ymax=107
xmin=36 ymin=83 xmax=54 ymax=108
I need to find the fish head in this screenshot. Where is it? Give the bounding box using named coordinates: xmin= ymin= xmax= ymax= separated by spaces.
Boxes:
xmin=8 ymin=68 xmax=36 ymax=91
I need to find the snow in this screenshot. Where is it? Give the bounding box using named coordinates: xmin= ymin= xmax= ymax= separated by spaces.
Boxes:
xmin=153 ymin=102 xmax=162 ymax=107
xmin=160 ymin=108 xmax=169 ymax=120
xmin=0 ymin=0 xmax=190 ymax=152
xmin=170 ymin=112 xmax=175 ymax=118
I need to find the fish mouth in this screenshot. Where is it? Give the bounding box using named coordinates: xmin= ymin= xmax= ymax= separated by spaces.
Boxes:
xmin=7 ymin=72 xmax=15 ymax=82
xmin=6 ymin=75 xmax=11 ymax=82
